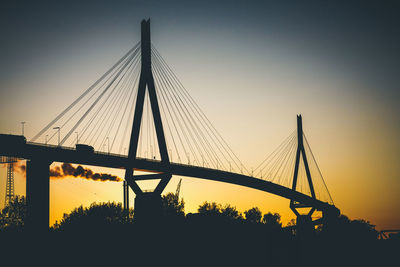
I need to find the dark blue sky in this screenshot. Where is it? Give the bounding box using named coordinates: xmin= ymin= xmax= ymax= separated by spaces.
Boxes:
xmin=2 ymin=1 xmax=399 ymax=132
xmin=2 ymin=1 xmax=400 ymax=85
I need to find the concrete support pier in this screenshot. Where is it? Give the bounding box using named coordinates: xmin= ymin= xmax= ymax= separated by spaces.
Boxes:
xmin=26 ymin=159 xmax=51 ymax=232
xmin=296 ymin=215 xmax=315 ymax=238
xmin=134 ymin=192 xmax=162 ymax=223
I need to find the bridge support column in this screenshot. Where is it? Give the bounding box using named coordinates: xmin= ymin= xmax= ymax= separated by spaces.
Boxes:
xmin=134 ymin=192 xmax=162 ymax=224
xmin=296 ymin=215 xmax=315 ymax=239
xmin=124 ymin=19 xmax=171 ymax=225
xmin=125 ymin=173 xmax=171 ymax=223
xmin=26 ymin=159 xmax=51 ymax=232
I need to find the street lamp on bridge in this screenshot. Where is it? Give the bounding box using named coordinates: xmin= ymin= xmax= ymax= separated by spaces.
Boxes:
xmin=21 ymin=121 xmax=26 ymax=136
xmin=53 ymin=127 xmax=60 ymax=146
xmin=106 ymin=137 xmax=110 ymax=154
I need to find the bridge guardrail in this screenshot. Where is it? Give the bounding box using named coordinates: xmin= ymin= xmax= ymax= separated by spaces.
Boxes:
xmin=27 ymin=141 xmax=75 ymax=151
xmin=26 ymin=141 xmax=225 ymax=171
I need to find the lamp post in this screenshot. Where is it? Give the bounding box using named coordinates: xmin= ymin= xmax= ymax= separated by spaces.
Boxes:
xmin=53 ymin=127 xmax=60 ymax=146
xmin=21 ymin=122 xmax=26 ymax=136
xmin=106 ymin=137 xmax=110 ymax=154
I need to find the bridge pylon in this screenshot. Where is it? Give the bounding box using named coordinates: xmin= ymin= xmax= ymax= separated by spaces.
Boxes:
xmin=124 ymin=19 xmax=171 ymax=222
xmin=290 ymin=115 xmax=317 ymax=236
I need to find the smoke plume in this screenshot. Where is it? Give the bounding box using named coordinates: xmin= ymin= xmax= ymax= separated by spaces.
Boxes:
xmin=50 ymin=163 xmax=122 ymax=182
xmin=2 ymin=160 xmax=120 ymax=182
xmin=15 ymin=160 xmax=26 ymax=174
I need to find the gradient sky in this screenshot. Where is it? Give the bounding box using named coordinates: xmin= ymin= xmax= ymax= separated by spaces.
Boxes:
xmin=0 ymin=0 xmax=399 ymax=230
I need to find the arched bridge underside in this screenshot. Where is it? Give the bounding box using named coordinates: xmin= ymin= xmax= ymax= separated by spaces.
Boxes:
xmin=1 ymin=135 xmax=337 ymax=214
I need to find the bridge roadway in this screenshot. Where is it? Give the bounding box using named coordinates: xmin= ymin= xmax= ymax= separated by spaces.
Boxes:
xmin=0 ymin=134 xmax=338 ymax=213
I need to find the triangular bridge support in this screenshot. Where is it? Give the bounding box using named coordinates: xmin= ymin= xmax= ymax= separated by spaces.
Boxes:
xmin=124 ymin=19 xmax=171 ymax=221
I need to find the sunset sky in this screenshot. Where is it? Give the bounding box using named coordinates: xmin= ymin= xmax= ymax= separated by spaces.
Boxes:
xmin=0 ymin=0 xmax=399 ymax=230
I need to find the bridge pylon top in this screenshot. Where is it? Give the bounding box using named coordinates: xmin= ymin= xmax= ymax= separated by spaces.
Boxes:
xmin=141 ymin=19 xmax=152 ymax=73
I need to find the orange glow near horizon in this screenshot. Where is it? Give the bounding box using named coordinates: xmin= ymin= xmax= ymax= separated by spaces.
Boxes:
xmin=1 ymin=159 xmax=398 ymax=230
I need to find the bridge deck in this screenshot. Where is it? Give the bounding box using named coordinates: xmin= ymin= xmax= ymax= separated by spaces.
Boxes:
xmin=0 ymin=134 xmax=338 ymax=213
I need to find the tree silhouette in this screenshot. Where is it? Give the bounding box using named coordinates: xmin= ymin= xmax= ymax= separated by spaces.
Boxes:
xmin=52 ymin=202 xmax=133 ymax=231
xmin=284 ymin=218 xmax=297 ymax=235
xmin=244 ymin=207 xmax=262 ymax=224
xmin=388 ymin=232 xmax=400 ymax=241
xmin=330 ymin=215 xmax=377 ymax=241
xmin=161 ymin=192 xmax=185 ymax=218
xmin=349 ymin=219 xmax=378 ymax=241
xmin=286 ymin=218 xmax=296 ymax=227
xmin=197 ymin=202 xmax=243 ymax=220
xmin=262 ymin=212 xmax=282 ymax=228
xmin=0 ymin=195 xmax=26 ymax=230
xmin=220 ymin=204 xmax=243 ymax=220
xmin=198 ymin=201 xmax=221 ymax=215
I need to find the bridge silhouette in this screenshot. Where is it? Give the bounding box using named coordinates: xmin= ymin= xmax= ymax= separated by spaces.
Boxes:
xmin=0 ymin=19 xmax=339 ymax=232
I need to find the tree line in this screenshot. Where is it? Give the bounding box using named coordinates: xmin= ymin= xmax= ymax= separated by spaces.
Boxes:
xmin=0 ymin=193 xmax=392 ymax=243
xmin=0 ymin=194 xmax=398 ymax=266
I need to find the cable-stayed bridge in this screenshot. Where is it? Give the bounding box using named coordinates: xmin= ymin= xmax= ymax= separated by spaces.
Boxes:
xmin=0 ymin=19 xmax=339 ymax=231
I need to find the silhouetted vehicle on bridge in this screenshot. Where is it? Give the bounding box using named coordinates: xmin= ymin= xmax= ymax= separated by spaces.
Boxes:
xmin=75 ymin=144 xmax=94 ymax=154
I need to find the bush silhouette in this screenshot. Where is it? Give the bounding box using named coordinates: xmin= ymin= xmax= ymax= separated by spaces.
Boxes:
xmin=262 ymin=212 xmax=282 ymax=229
xmin=161 ymin=192 xmax=185 ymax=218
xmin=0 ymin=195 xmax=26 ymax=230
xmin=52 ymin=202 xmax=133 ymax=232
xmin=244 ymin=207 xmax=262 ymax=224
